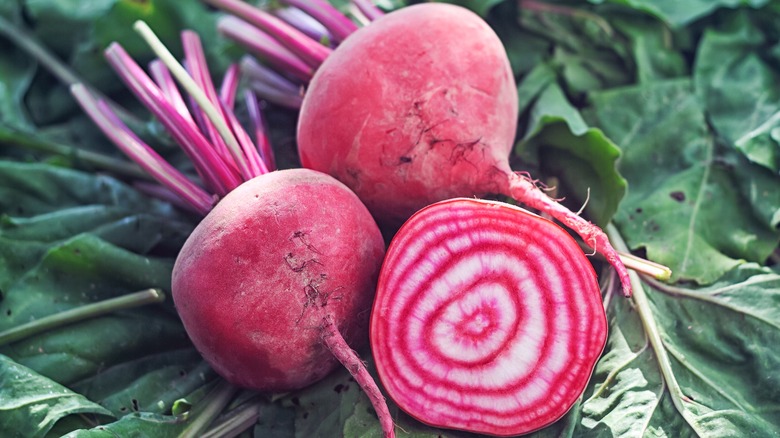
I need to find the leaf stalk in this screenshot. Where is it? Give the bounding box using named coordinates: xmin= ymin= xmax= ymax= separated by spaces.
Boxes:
xmin=0 ymin=288 xmax=165 ymax=346
xmin=606 ymin=224 xmax=703 ymax=435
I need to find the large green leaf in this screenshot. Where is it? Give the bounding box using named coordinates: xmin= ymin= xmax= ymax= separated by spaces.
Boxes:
xmin=588 ymin=0 xmax=770 ymax=28
xmin=0 ymin=162 xmax=212 ymax=433
xmin=517 ymin=81 xmax=627 ymax=227
xmin=0 ymin=40 xmax=36 ymax=130
xmin=609 ymin=15 xmax=688 ymax=83
xmin=517 ymin=2 xmax=633 ymax=96
xmin=580 ymin=262 xmax=780 ymax=436
xmin=586 ymin=79 xmax=780 ymax=284
xmin=693 ymin=9 xmax=780 ymax=172
xmin=438 ymin=0 xmax=505 ymax=17
xmin=0 ymin=354 xmax=113 ymax=438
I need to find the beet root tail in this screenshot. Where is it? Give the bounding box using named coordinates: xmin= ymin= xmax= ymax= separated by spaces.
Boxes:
xmin=506 ymin=172 xmax=632 ymax=296
xmin=321 ymin=316 xmax=396 ymax=438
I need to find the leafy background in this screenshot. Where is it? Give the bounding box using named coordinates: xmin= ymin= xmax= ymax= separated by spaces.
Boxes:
xmin=1 ymin=0 xmax=780 ymax=436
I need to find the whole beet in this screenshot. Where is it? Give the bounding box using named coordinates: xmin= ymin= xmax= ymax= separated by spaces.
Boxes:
xmin=172 ymin=168 xmax=385 ymax=391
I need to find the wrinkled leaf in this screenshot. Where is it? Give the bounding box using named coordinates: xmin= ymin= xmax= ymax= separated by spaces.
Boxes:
xmin=609 ymin=15 xmax=688 ymax=82
xmin=586 ymin=79 xmax=780 ymax=283
xmin=439 ymin=0 xmax=505 ymax=17
xmin=0 ymin=162 xmax=210 ymax=434
xmin=581 ymin=263 xmax=780 ymax=436
xmin=518 ymin=82 xmax=627 ymax=226
xmin=518 ymin=3 xmax=633 ymax=95
xmin=588 ymin=0 xmax=771 ymax=28
xmin=63 ymin=412 xmax=186 ymax=438
xmin=0 ymin=42 xmax=35 ymax=130
xmin=693 ymin=10 xmax=780 ymax=172
xmin=0 ymin=354 xmax=113 ymax=438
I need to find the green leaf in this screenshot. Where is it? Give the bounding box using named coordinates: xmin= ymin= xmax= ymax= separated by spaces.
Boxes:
xmin=0 ymin=162 xmax=210 ymax=434
xmin=0 ymin=24 xmax=37 ymax=130
xmin=490 ymin=3 xmax=552 ymax=77
xmin=586 ymin=79 xmax=780 ymax=283
xmin=518 ymin=82 xmax=627 ymax=226
xmin=580 ymin=263 xmax=780 ymax=436
xmin=0 ymin=354 xmax=113 ymax=438
xmin=693 ymin=10 xmax=780 ymax=172
xmin=516 ymin=63 xmax=558 ymax=116
xmin=63 ymin=412 xmax=186 ymax=438
xmin=518 ymin=2 xmax=633 ymax=95
xmin=438 ymin=0 xmax=505 ymax=17
xmin=588 ymin=0 xmax=771 ymax=28
xmin=609 ymin=14 xmax=688 ymax=83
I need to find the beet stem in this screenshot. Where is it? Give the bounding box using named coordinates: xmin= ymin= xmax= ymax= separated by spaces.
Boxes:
xmin=351 ymin=0 xmax=385 ymax=21
xmin=0 ymin=289 xmax=165 ymax=346
xmin=245 ymin=90 xmax=277 ymax=171
xmin=133 ymin=21 xmax=254 ymax=181
xmin=70 ymin=84 xmax=215 ymax=214
xmin=203 ymin=0 xmax=331 ymax=68
xmin=103 ymin=43 xmax=241 ymax=196
xmin=320 ymin=316 xmax=395 ymax=438
xmin=506 ymin=172 xmax=632 ymax=296
xmin=605 ymin=224 xmax=700 ymax=431
xmin=219 ymin=64 xmax=241 ymax=109
xmin=218 ymin=16 xmax=314 ymax=82
xmin=274 ymin=6 xmax=333 ymax=44
xmin=179 ymin=380 xmax=240 ymax=438
xmin=281 ymin=0 xmax=359 ymax=42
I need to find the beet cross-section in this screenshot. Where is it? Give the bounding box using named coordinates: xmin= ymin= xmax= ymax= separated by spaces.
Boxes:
xmin=370 ymin=198 xmax=607 ymax=436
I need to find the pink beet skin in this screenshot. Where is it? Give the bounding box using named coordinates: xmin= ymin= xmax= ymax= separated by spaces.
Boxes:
xmin=297 ymin=2 xmax=632 ymax=296
xmin=171 ymin=168 xmax=385 ymax=391
xmin=298 ymin=3 xmax=518 ymax=229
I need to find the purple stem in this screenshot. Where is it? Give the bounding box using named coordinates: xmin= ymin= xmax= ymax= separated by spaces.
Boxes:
xmin=134 ymin=181 xmax=202 ymax=213
xmin=182 ymin=31 xmax=241 ymax=178
xmin=149 ymin=60 xmax=195 ymax=124
xmin=280 ymin=0 xmax=358 ymax=42
xmin=221 ymin=100 xmax=268 ymax=177
xmin=240 ymin=55 xmax=304 ymax=109
xmin=218 ymin=16 xmax=314 ymax=82
xmin=240 ymin=56 xmax=304 ymax=96
xmin=219 ymin=64 xmax=240 ymax=110
xmin=71 ymin=84 xmax=214 ymax=215
xmin=246 ymin=79 xmax=304 ymax=109
xmin=149 ymin=59 xmax=221 ymax=191
xmin=274 ymin=7 xmax=333 ymax=46
xmin=352 ymin=0 xmax=385 ymax=21
xmin=245 ymin=90 xmax=276 ymax=171
xmin=203 ymin=0 xmax=331 ymax=68
xmin=104 ymin=43 xmax=241 ymax=196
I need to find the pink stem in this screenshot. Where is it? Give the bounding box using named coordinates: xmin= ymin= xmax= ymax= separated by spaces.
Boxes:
xmin=274 ymin=6 xmax=333 ymax=45
xmin=217 ymin=16 xmax=314 ymax=82
xmin=506 ymin=172 xmax=632 ymax=296
xmin=280 ymin=0 xmax=358 ymax=42
xmin=219 ymin=63 xmax=240 ymax=110
xmin=148 ymin=59 xmax=217 ymax=189
xmin=246 ymin=80 xmax=304 ymax=109
xmin=220 ymin=100 xmax=268 ymax=177
xmin=203 ymin=0 xmax=331 ymax=68
xmin=133 ymin=181 xmax=202 ymax=214
xmin=182 ymin=31 xmax=252 ymax=180
xmin=320 ymin=316 xmax=395 ymax=438
xmin=352 ymin=0 xmax=385 ymax=21
xmin=240 ymin=56 xmax=303 ymax=95
xmin=71 ymin=84 xmax=214 ymax=215
xmin=149 ymin=60 xmax=193 ymax=123
xmin=245 ymin=90 xmax=276 ymax=171
xmin=104 ymin=43 xmax=242 ymax=196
